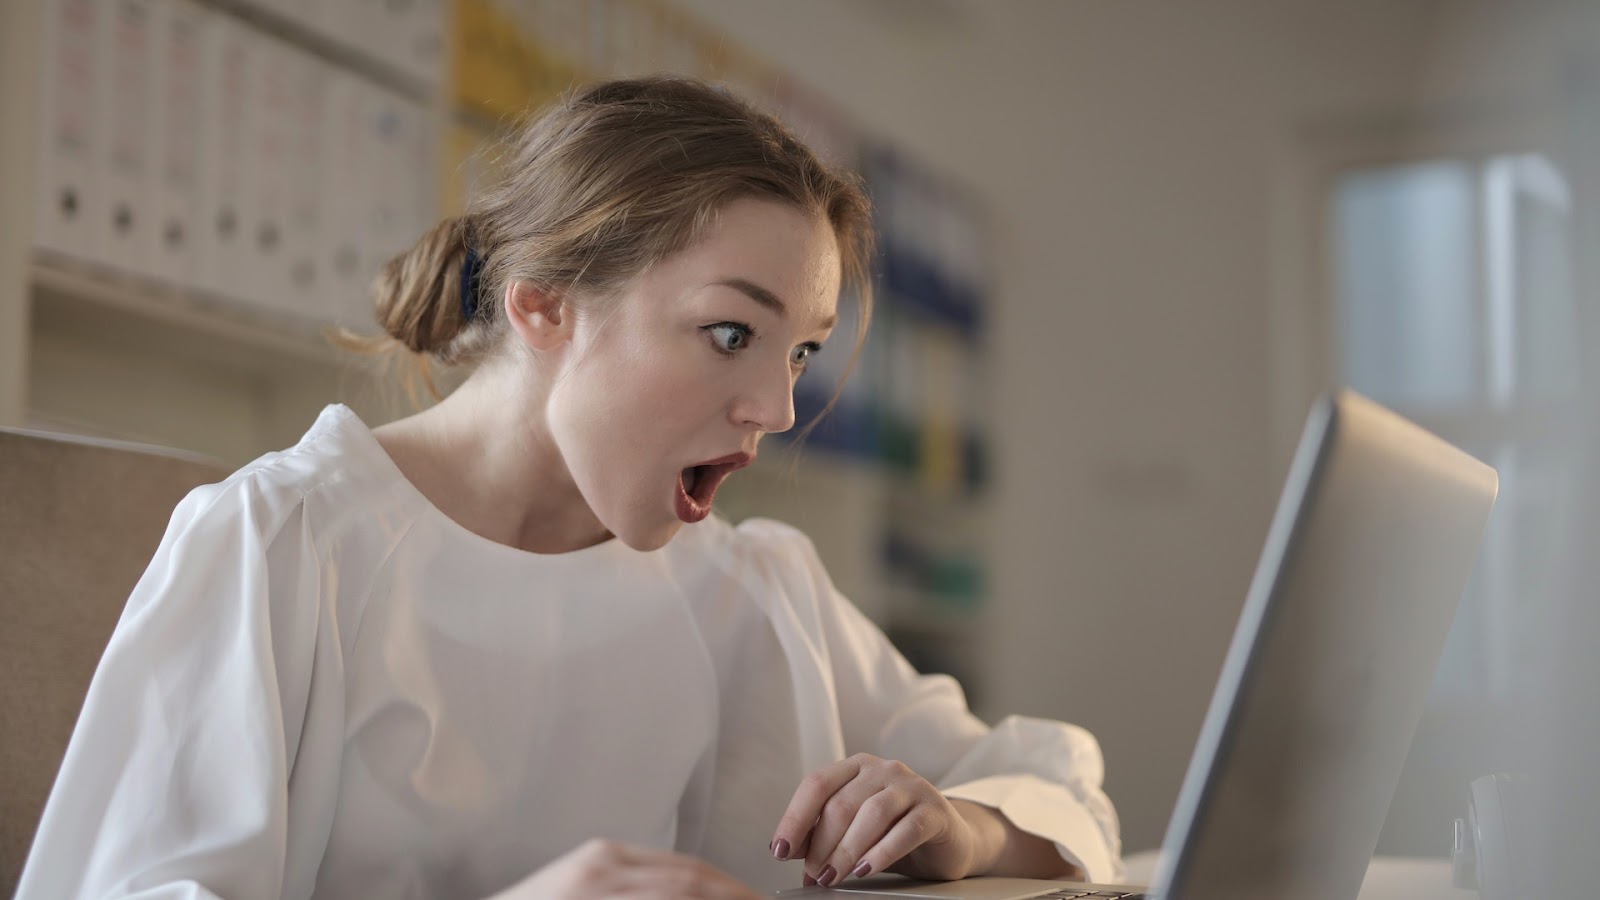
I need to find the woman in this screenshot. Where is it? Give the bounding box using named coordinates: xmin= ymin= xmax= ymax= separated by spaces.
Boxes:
xmin=18 ymin=76 xmax=1122 ymax=899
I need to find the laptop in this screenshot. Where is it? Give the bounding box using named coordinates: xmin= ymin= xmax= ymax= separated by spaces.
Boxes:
xmin=778 ymin=390 xmax=1499 ymax=899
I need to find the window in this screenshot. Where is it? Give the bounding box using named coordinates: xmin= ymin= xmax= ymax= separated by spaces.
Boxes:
xmin=1331 ymin=152 xmax=1580 ymax=707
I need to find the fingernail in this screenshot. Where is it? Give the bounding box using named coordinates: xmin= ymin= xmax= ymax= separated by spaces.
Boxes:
xmin=852 ymin=861 xmax=872 ymax=878
xmin=772 ymin=838 xmax=790 ymax=860
xmin=802 ymin=873 xmax=817 ymax=887
xmin=818 ymin=865 xmax=837 ymax=887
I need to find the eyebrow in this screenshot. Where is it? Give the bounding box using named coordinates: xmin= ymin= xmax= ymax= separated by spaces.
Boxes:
xmin=712 ymin=277 xmax=839 ymax=331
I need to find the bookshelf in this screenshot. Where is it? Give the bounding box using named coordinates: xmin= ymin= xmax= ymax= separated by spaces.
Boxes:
xmin=1 ymin=0 xmax=999 ymax=703
xmin=4 ymin=0 xmax=449 ymax=457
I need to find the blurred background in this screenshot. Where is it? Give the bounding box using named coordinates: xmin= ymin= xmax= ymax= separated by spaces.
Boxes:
xmin=1 ymin=0 xmax=1596 ymax=886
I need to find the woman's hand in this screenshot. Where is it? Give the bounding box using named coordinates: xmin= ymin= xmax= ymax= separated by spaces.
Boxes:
xmin=491 ymin=838 xmax=765 ymax=900
xmin=769 ymin=753 xmax=1000 ymax=887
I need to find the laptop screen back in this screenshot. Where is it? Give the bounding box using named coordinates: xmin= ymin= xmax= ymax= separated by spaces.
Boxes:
xmin=1153 ymin=391 xmax=1498 ymax=900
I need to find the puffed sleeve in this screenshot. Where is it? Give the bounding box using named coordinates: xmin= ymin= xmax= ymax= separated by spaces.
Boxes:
xmin=16 ymin=470 xmax=331 ymax=900
xmin=745 ymin=519 xmax=1124 ymax=884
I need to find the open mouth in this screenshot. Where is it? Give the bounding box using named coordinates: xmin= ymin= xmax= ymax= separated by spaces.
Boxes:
xmin=673 ymin=453 xmax=752 ymax=523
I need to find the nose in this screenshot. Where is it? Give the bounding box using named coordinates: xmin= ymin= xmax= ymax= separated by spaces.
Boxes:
xmin=734 ymin=360 xmax=797 ymax=434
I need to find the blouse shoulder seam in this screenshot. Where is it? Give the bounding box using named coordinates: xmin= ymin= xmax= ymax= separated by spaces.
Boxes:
xmin=339 ymin=510 xmax=425 ymax=658
xmin=134 ymin=418 xmax=351 ymax=607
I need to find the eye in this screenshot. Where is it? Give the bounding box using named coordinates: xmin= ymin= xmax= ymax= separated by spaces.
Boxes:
xmin=790 ymin=342 xmax=822 ymax=371
xmin=704 ymin=323 xmax=754 ymax=354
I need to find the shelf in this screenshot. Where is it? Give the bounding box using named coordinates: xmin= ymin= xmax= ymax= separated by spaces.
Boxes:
xmin=29 ymin=253 xmax=365 ymax=375
xmin=25 ymin=252 xmax=427 ymax=462
xmin=196 ymin=0 xmax=441 ymax=105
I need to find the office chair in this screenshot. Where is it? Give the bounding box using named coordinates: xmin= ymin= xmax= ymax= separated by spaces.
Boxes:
xmin=0 ymin=425 xmax=227 ymax=895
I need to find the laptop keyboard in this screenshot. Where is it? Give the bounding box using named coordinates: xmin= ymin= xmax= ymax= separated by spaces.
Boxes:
xmin=1030 ymin=883 xmax=1145 ymax=890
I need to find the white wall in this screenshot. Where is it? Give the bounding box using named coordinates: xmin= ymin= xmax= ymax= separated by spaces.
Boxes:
xmin=674 ymin=0 xmax=1598 ymax=853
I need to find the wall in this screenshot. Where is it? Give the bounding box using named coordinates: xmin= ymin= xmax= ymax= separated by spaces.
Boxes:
xmin=674 ymin=0 xmax=1596 ymax=853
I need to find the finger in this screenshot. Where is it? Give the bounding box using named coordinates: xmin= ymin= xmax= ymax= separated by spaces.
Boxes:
xmin=570 ymin=841 xmax=696 ymax=897
xmin=801 ymin=775 xmax=889 ymax=884
xmin=608 ymin=857 xmax=763 ymax=900
xmin=770 ymin=756 xmax=865 ymax=861
xmin=612 ymin=885 xmax=761 ymax=900
xmin=599 ymin=840 xmax=759 ymax=893
xmin=604 ymin=841 xmax=701 ymax=869
xmin=866 ymin=805 xmax=945 ymax=879
xmin=825 ymin=786 xmax=917 ymax=883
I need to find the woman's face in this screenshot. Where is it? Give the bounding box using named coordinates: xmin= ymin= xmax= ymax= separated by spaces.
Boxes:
xmin=546 ymin=197 xmax=842 ymax=551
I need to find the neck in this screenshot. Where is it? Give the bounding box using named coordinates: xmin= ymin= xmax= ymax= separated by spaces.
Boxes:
xmin=373 ymin=361 xmax=613 ymax=555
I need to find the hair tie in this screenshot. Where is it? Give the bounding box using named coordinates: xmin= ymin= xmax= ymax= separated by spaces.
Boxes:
xmin=459 ymin=247 xmax=484 ymax=321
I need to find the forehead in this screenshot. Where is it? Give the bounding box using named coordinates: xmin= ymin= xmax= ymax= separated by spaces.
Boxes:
xmin=644 ymin=198 xmax=843 ymax=327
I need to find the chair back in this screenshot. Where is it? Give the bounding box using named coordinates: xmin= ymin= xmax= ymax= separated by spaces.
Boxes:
xmin=0 ymin=426 xmax=228 ymax=895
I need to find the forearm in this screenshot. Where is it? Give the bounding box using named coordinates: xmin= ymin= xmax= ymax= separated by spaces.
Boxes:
xmin=949 ymin=798 xmax=1084 ymax=881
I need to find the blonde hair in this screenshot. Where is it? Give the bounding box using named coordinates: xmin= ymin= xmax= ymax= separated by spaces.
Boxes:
xmin=350 ymin=75 xmax=875 ymax=426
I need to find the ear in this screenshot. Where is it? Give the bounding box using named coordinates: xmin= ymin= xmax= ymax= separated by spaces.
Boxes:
xmin=502 ymin=279 xmax=572 ymax=352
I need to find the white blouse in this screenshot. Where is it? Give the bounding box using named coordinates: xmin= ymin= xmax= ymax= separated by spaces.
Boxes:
xmin=18 ymin=404 xmax=1122 ymax=899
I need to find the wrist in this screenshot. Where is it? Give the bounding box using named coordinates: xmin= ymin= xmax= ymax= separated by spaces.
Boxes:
xmin=949 ymin=797 xmax=1008 ymax=878
xmin=947 ymin=796 xmax=1082 ymax=881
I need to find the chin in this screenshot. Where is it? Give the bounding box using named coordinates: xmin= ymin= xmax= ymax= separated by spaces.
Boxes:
xmin=613 ymin=518 xmax=683 ymax=552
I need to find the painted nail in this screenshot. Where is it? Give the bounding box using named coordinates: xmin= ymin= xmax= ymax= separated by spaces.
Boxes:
xmin=772 ymin=838 xmax=790 ymax=860
xmin=818 ymin=866 xmax=837 ymax=887
xmin=852 ymin=861 xmax=873 ymax=878
xmin=802 ymin=874 xmax=817 ymax=887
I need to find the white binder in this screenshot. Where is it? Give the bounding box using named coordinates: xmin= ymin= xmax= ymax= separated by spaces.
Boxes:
xmin=376 ymin=0 xmax=444 ymax=84
xmin=391 ymin=96 xmax=436 ymax=277
xmin=34 ymin=0 xmax=106 ymax=264
xmin=195 ymin=13 xmax=254 ymax=304
xmin=282 ymin=48 xmax=330 ymax=322
xmin=349 ymin=89 xmax=436 ymax=332
xmin=370 ymin=0 xmax=409 ymax=76
xmin=99 ymin=0 xmax=158 ymax=277
xmin=147 ymin=0 xmax=206 ymax=290
xmin=356 ymin=84 xmax=408 ymax=329
xmin=313 ymin=0 xmax=377 ymax=72
xmin=239 ymin=28 xmax=295 ymax=315
xmin=408 ymin=99 xmax=440 ymax=251
xmin=397 ymin=0 xmax=446 ymax=87
xmin=317 ymin=70 xmax=373 ymax=326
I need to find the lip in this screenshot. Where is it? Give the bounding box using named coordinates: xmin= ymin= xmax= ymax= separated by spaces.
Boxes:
xmin=694 ymin=451 xmax=755 ymax=472
xmin=673 ymin=451 xmax=754 ymax=523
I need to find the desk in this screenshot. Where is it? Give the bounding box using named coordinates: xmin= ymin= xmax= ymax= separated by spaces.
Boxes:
xmin=1120 ymin=849 xmax=1477 ymax=899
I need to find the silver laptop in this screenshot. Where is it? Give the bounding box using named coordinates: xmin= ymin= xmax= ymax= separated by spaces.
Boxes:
xmin=778 ymin=390 xmax=1499 ymax=900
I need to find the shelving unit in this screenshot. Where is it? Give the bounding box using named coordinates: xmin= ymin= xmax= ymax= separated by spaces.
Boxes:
xmin=6 ymin=0 xmax=448 ymax=460
xmin=1 ymin=0 xmax=1000 ymax=703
